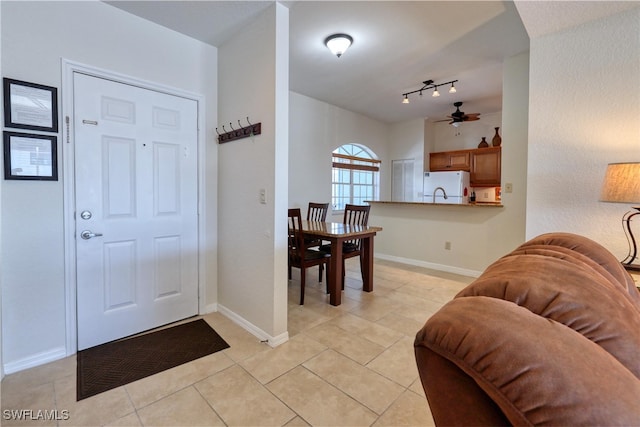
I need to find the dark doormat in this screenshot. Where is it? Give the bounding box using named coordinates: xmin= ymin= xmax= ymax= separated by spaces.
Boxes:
xmin=77 ymin=318 xmax=230 ymax=401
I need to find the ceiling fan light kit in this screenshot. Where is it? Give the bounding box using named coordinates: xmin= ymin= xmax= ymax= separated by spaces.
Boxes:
xmin=434 ymin=101 xmax=481 ymax=126
xmin=401 ymin=79 xmax=457 ymax=104
xmin=324 ymin=33 xmax=353 ymax=58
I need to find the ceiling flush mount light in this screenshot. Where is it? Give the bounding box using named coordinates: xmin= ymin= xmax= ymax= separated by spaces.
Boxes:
xmin=402 ymin=79 xmax=458 ymax=104
xmin=325 ymin=33 xmax=353 ymax=58
xmin=600 ymin=162 xmax=640 ymax=270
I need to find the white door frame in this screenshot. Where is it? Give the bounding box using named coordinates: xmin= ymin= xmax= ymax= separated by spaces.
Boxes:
xmin=61 ymin=59 xmax=207 ymax=355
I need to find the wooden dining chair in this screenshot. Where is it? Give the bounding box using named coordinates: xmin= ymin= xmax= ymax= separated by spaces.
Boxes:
xmin=305 ymin=202 xmax=329 ymax=249
xmin=320 ymin=204 xmax=371 ymax=288
xmin=307 ymin=202 xmax=329 ymax=222
xmin=288 ymin=208 xmax=331 ymax=305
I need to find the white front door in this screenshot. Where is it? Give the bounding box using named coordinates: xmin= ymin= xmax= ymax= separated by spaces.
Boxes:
xmin=74 ymin=73 xmax=199 ymax=350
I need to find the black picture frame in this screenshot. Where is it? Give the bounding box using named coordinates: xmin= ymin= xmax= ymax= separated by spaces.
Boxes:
xmin=3 ymin=131 xmax=58 ymax=181
xmin=3 ymin=78 xmax=58 ymax=133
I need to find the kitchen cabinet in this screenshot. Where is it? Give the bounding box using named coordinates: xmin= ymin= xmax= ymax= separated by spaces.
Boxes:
xmin=471 ymin=147 xmax=501 ymax=186
xmin=429 ymin=147 xmax=501 ymax=187
xmin=429 ymin=150 xmax=470 ymax=171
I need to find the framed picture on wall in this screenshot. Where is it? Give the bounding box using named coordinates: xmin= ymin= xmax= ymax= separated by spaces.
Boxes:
xmin=3 ymin=131 xmax=58 ymax=181
xmin=3 ymin=78 xmax=59 ymax=132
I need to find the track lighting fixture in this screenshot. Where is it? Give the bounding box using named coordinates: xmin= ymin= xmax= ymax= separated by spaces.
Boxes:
xmin=402 ymin=79 xmax=458 ymax=104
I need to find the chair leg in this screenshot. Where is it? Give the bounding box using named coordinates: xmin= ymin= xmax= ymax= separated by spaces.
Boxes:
xmin=318 ymin=264 xmax=323 ymax=282
xmin=342 ymin=259 xmax=345 ymax=290
xmin=300 ymin=268 xmax=306 ymax=305
xmin=325 ymin=261 xmax=330 ymax=294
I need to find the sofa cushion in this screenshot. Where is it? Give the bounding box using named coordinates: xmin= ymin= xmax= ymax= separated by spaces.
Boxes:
xmin=457 ymin=253 xmax=640 ymax=379
xmin=415 ymin=296 xmax=640 ymax=426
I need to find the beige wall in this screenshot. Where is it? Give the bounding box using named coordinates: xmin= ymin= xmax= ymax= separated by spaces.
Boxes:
xmin=525 ymin=8 xmax=640 ymax=259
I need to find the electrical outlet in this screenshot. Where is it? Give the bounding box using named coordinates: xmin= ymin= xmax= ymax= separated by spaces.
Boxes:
xmin=504 ymin=182 xmax=513 ymax=193
xmin=445 ymin=241 xmax=451 ymax=250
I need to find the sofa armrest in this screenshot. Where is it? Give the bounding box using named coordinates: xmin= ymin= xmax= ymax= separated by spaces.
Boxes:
xmin=415 ymin=297 xmax=640 ymax=426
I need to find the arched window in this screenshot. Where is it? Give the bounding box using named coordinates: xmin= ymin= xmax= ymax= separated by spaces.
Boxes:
xmin=332 ymin=144 xmax=380 ymax=211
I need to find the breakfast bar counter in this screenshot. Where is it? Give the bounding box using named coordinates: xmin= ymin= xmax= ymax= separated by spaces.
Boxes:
xmin=367 ymin=201 xmax=503 ymax=207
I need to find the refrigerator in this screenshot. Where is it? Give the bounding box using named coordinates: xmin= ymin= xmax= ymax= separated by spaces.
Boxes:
xmin=423 ymin=171 xmax=470 ymax=204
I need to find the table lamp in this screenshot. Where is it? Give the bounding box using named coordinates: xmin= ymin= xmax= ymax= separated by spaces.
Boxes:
xmin=600 ymin=162 xmax=640 ymax=270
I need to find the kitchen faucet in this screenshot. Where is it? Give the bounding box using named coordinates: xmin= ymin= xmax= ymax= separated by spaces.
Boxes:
xmin=433 ymin=186 xmax=448 ymax=203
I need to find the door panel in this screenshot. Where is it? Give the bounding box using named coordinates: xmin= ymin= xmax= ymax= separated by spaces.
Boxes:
xmin=74 ymin=73 xmax=198 ymax=350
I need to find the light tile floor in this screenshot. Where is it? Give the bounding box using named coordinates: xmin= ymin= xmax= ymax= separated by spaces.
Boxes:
xmin=1 ymin=259 xmax=473 ymax=426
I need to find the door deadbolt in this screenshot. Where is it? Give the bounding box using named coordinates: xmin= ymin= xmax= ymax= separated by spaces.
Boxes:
xmin=80 ymin=210 xmax=92 ymax=220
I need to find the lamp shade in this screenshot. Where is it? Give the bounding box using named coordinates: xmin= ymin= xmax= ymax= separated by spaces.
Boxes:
xmin=600 ymin=162 xmax=640 ymax=203
xmin=325 ymin=34 xmax=352 ymax=58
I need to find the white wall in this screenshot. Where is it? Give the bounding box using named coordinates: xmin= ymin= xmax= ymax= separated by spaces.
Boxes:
xmin=288 ymin=92 xmax=390 ymax=217
xmin=370 ymin=52 xmax=529 ymax=275
xmin=217 ymin=3 xmax=289 ymax=344
xmin=388 ymin=119 xmax=425 ymax=201
xmin=526 ymin=9 xmax=640 ymax=260
xmin=1 ymin=1 xmax=218 ymax=373
xmin=428 ymin=112 xmax=503 ymax=154
xmin=0 ymin=1 xmax=3 ymax=380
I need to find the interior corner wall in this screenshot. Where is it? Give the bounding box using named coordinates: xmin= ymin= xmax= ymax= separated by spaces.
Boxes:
xmin=1 ymin=1 xmax=218 ymax=373
xmin=526 ymin=9 xmax=640 ymax=259
xmin=288 ymin=92 xmax=390 ymax=216
xmin=217 ymin=3 xmax=288 ymax=340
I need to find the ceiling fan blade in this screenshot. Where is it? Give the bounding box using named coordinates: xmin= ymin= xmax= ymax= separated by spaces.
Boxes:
xmin=464 ymin=116 xmax=480 ymax=122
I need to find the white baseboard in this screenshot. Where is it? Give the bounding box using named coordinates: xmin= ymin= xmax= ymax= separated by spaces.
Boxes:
xmin=3 ymin=346 xmax=67 ymax=375
xmin=202 ymin=303 xmax=218 ymax=314
xmin=376 ymin=253 xmax=482 ymax=278
xmin=217 ymin=304 xmax=289 ymax=348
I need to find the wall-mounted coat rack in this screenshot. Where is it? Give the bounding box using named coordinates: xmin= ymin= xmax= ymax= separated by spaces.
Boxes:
xmin=216 ymin=117 xmax=261 ymax=144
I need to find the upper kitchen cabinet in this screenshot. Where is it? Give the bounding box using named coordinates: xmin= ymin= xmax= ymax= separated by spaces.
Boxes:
xmin=429 ymin=150 xmax=471 ymax=171
xmin=428 ymin=146 xmax=501 ymax=187
xmin=471 ymin=147 xmax=501 ymax=187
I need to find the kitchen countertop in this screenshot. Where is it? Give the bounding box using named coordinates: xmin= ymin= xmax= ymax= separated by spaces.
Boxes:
xmin=367 ymin=200 xmax=503 ymax=207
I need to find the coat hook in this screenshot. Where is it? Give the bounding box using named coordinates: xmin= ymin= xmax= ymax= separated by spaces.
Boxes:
xmin=246 ymin=116 xmax=252 ymax=126
xmin=238 ymin=120 xmax=243 ymax=128
xmin=229 ymin=122 xmax=235 ymax=131
xmin=215 ymin=127 xmax=221 ymax=136
xmin=222 ymin=125 xmax=227 ymax=132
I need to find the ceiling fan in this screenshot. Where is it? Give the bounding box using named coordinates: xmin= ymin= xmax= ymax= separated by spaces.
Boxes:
xmin=436 ymin=102 xmax=480 ymax=125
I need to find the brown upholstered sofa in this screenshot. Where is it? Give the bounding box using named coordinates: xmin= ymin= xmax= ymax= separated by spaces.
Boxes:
xmin=414 ymin=232 xmax=640 ymax=426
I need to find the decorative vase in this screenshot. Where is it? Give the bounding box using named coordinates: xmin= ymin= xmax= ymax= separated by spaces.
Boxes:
xmin=478 ymin=137 xmax=488 ymax=148
xmin=492 ymin=127 xmax=502 ymax=146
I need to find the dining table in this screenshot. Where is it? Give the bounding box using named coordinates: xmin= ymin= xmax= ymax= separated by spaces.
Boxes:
xmin=300 ymin=220 xmax=383 ymax=306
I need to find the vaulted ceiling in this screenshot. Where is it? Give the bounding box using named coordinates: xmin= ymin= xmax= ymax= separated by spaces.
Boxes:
xmin=105 ymin=1 xmax=639 ymax=124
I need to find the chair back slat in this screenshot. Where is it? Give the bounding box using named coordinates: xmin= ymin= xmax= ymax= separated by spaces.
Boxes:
xmin=307 ymin=202 xmax=329 ymax=222
xmin=343 ymin=204 xmax=370 ymax=248
xmin=288 ymin=208 xmax=305 ymax=261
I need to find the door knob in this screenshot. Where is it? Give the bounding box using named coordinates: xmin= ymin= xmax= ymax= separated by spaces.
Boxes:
xmin=80 ymin=230 xmax=103 ymax=240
